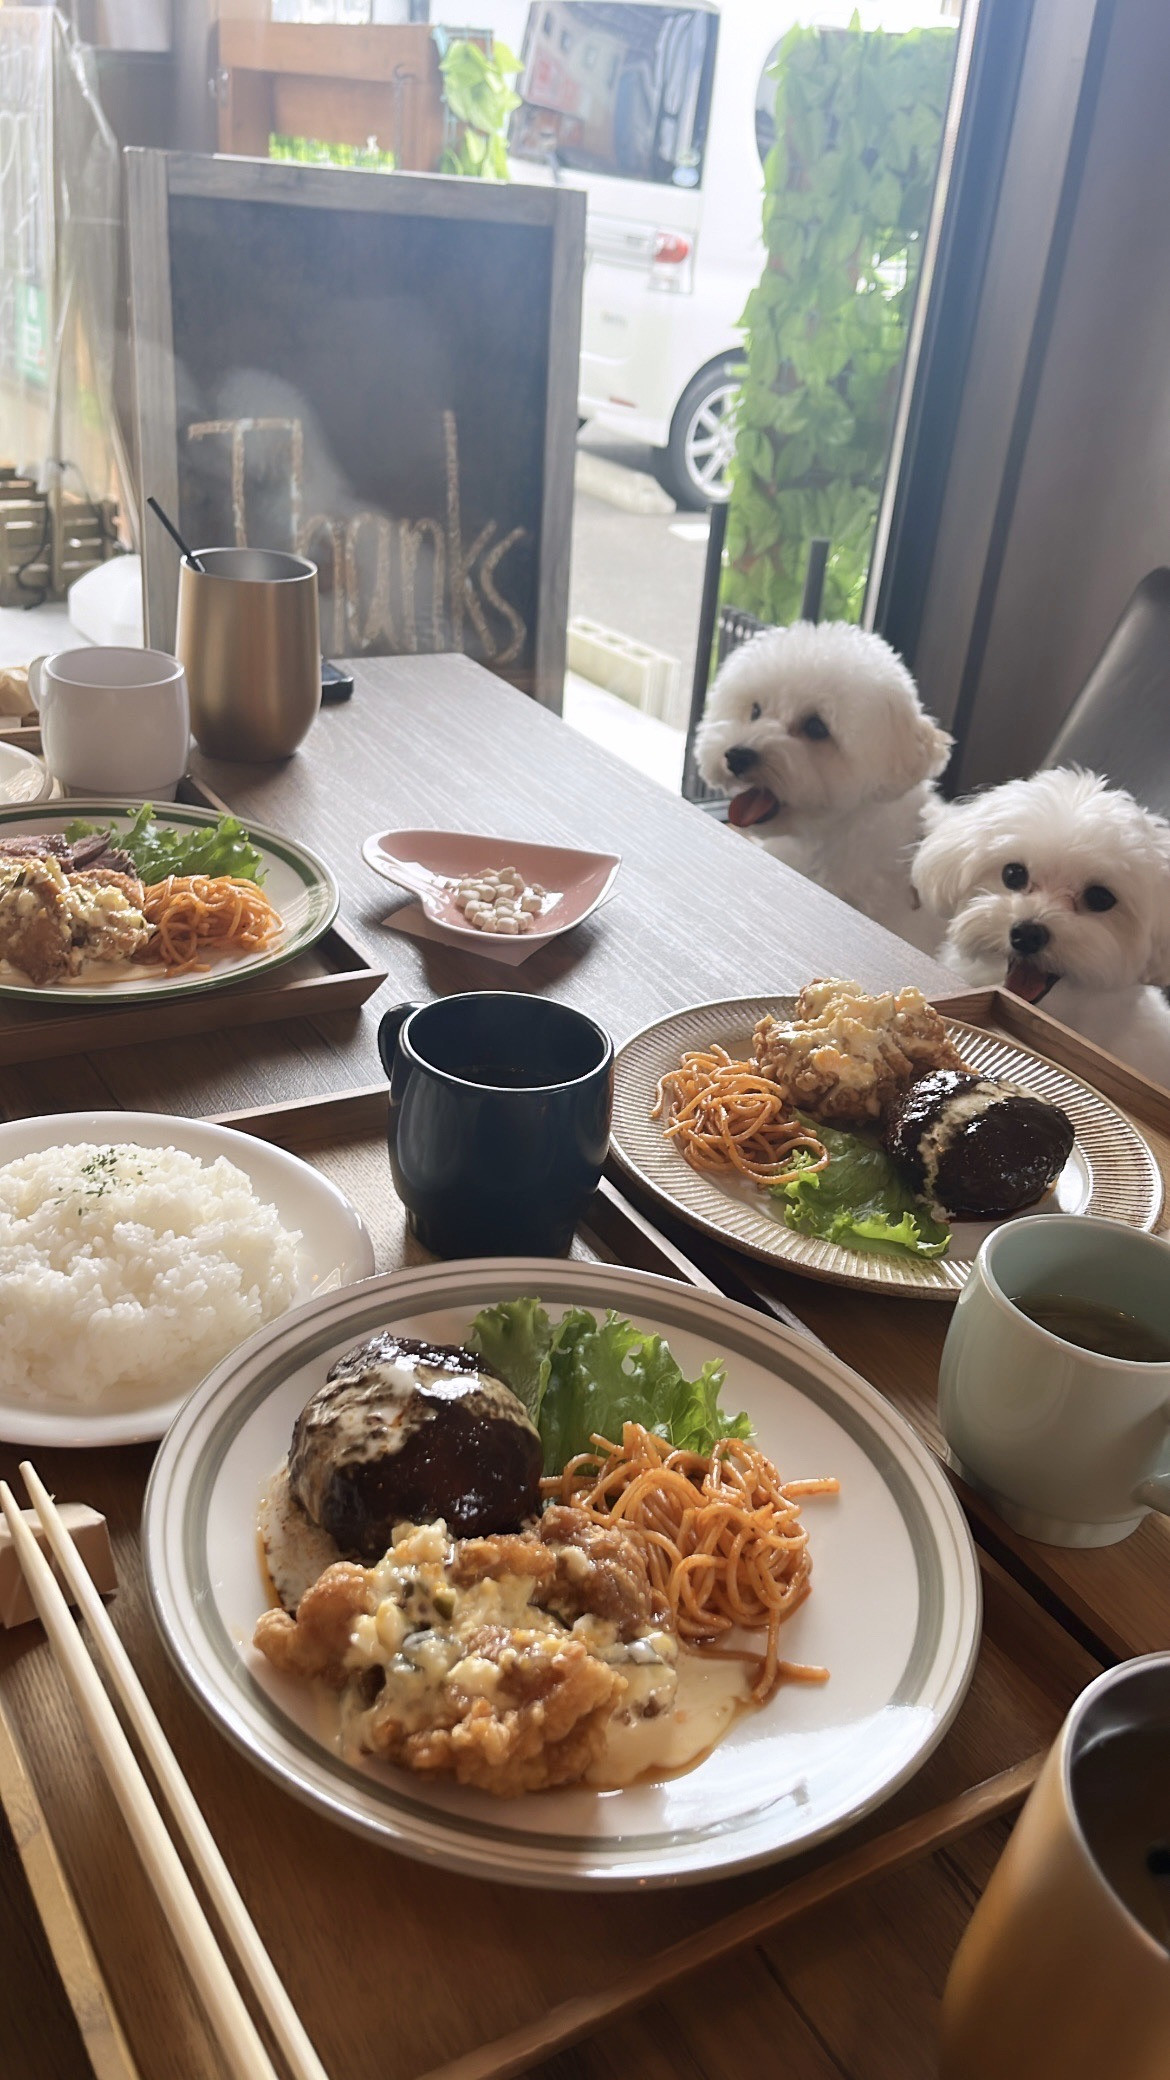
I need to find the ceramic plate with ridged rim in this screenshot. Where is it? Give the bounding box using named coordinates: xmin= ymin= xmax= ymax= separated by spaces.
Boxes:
xmin=0 ymin=800 xmax=338 ymax=1002
xmin=143 ymin=1260 xmax=980 ymax=1890
xmin=611 ymin=998 xmax=1163 ymax=1299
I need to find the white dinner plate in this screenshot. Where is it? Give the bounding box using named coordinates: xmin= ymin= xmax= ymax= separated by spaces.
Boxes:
xmin=0 ymin=1111 xmax=375 ymax=1447
xmin=144 ymin=1259 xmax=981 ymax=1890
xmin=0 ymin=800 xmax=338 ymax=1001
xmin=612 ymin=997 xmax=1164 ymax=1298
xmin=0 ymin=740 xmax=50 ymax=805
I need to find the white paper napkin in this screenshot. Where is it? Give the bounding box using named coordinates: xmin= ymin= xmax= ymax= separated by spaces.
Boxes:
xmin=381 ymin=902 xmax=548 ymax=965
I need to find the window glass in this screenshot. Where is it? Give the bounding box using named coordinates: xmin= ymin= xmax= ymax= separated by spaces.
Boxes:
xmin=510 ymin=4 xmax=718 ymax=187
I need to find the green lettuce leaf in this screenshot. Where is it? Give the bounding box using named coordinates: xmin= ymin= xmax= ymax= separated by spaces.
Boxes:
xmin=464 ymin=1296 xmax=554 ymax=1426
xmin=467 ymin=1301 xmax=751 ymax=1473
xmin=65 ymin=804 xmax=264 ymax=884
xmin=773 ymin=1121 xmax=950 ymax=1259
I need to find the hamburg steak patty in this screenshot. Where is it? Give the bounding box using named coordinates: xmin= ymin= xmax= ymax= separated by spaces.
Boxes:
xmin=288 ymin=1332 xmax=543 ymax=1556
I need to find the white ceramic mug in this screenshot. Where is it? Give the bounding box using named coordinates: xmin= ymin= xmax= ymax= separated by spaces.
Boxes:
xmin=938 ymin=1214 xmax=1170 ymax=1546
xmin=28 ymin=646 xmax=190 ymax=799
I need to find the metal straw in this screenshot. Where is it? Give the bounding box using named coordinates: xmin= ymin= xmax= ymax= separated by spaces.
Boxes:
xmin=147 ymin=496 xmax=205 ymax=574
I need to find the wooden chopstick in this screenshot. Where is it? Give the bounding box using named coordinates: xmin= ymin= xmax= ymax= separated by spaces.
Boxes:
xmin=15 ymin=1462 xmax=332 ymax=2080
xmin=0 ymin=1482 xmax=290 ymax=2080
xmin=0 ymin=1687 xmax=141 ymax=2080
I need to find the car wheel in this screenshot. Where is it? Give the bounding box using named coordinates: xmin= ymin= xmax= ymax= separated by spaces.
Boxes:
xmin=654 ymin=362 xmax=743 ymax=510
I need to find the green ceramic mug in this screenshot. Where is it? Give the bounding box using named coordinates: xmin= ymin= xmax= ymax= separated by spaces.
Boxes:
xmin=938 ymin=1214 xmax=1170 ymax=1546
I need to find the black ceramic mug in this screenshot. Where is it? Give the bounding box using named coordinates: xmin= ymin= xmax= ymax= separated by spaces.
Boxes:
xmin=378 ymin=993 xmax=614 ymax=1258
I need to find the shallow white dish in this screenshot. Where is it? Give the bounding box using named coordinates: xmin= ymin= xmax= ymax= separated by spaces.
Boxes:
xmin=0 ymin=1110 xmax=375 ymax=1447
xmin=144 ymin=1259 xmax=981 ymax=1890
xmin=612 ymin=997 xmax=1163 ymax=1298
xmin=0 ymin=739 xmax=50 ymax=806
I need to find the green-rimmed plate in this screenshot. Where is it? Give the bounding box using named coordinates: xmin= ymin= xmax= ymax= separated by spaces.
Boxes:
xmin=0 ymin=800 xmax=338 ymax=1002
xmin=143 ymin=1259 xmax=981 ymax=1891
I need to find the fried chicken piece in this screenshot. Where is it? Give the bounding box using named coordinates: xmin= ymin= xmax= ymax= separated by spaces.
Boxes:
xmin=535 ymin=1506 xmax=660 ymax=1638
xmin=253 ymin=1561 xmax=373 ymax=1686
xmin=65 ymin=870 xmax=151 ymax=965
xmin=361 ymin=1628 xmax=624 ymax=1796
xmin=0 ymin=856 xmax=73 ymax=983
xmin=753 ymin=977 xmax=968 ymax=1127
xmin=450 ymin=1533 xmax=558 ymax=1589
xmin=454 ymin=1509 xmax=660 ymax=1638
xmin=252 ymin=1513 xmax=667 ymax=1796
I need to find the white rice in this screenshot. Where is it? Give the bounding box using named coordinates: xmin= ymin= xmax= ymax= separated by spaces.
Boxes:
xmin=0 ymin=1142 xmax=302 ymax=1407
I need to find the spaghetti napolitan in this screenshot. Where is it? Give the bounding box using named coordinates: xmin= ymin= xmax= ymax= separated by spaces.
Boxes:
xmin=543 ymin=1422 xmax=839 ymax=1703
xmin=652 ymin=1044 xmax=828 ymax=1187
xmin=141 ymin=875 xmax=283 ymax=974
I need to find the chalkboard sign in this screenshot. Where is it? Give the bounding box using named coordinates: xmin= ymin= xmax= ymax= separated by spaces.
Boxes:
xmin=128 ymin=152 xmax=585 ymax=708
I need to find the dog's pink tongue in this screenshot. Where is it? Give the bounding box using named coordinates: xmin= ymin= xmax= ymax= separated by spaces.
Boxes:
xmin=1006 ymin=959 xmax=1057 ymax=1005
xmin=727 ymin=787 xmax=779 ymax=828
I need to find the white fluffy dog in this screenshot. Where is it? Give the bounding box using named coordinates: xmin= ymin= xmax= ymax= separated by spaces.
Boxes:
xmin=695 ymin=621 xmax=952 ymax=949
xmin=913 ymin=767 xmax=1170 ymax=1084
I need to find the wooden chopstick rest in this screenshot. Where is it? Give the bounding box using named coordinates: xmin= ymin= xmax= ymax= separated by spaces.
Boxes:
xmin=0 ymin=1504 xmax=116 ymax=1628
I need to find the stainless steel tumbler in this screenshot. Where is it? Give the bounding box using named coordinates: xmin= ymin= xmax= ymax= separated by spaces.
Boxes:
xmin=940 ymin=1652 xmax=1170 ymax=2080
xmin=175 ymin=547 xmax=320 ymax=762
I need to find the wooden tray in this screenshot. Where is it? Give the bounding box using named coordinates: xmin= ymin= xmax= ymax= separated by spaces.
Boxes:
xmin=0 ymin=919 xmax=384 ymax=1068
xmin=0 ymin=1082 xmax=1102 ymax=2080
xmin=610 ymin=990 xmax=1170 ymax=1668
xmin=0 ymin=769 xmax=386 ymax=1065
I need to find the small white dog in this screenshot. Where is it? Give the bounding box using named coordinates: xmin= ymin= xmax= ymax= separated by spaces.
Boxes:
xmin=695 ymin=621 xmax=952 ymax=949
xmin=913 ymin=767 xmax=1170 ymax=1084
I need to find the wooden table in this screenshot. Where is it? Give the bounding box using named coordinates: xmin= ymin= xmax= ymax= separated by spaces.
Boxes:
xmin=0 ymin=657 xmax=1161 ymax=2080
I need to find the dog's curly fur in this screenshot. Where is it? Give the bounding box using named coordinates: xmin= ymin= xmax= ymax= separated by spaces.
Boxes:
xmin=696 ymin=622 xmax=952 ymax=951
xmin=913 ymin=768 xmax=1170 ymax=1084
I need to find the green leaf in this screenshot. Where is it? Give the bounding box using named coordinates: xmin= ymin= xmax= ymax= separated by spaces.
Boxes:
xmin=773 ymin=1120 xmax=950 ymax=1259
xmin=65 ymin=805 xmax=264 ymax=885
xmin=721 ymin=16 xmax=953 ymax=630
xmin=466 ymin=1298 xmax=554 ymax=1424
xmin=466 ymin=1302 xmax=751 ymax=1474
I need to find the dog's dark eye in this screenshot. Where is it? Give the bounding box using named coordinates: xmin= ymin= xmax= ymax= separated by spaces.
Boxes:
xmin=1001 ymin=862 xmax=1028 ymax=890
xmin=749 ymin=702 xmax=761 ymax=722
xmin=799 ymin=713 xmax=831 ymax=741
xmin=1082 ymin=883 xmax=1117 ymax=912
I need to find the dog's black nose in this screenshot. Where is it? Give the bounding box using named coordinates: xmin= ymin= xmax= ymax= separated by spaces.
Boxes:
xmin=725 ymin=745 xmax=758 ymax=777
xmin=1009 ymin=920 xmax=1050 ymax=956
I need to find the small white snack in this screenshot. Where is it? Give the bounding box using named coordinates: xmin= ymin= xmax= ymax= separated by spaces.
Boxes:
xmin=452 ymin=866 xmax=552 ymax=934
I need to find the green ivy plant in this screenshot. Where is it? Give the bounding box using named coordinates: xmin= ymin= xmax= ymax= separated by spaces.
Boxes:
xmin=723 ymin=21 xmax=954 ymax=627
xmin=268 ymin=133 xmax=396 ymax=172
xmin=439 ymin=39 xmax=521 ymax=181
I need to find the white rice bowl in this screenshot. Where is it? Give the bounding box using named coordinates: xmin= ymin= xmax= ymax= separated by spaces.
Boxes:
xmin=0 ymin=1142 xmax=302 ymax=1408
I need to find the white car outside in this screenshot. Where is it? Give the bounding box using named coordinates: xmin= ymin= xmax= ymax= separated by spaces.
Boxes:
xmin=491 ymin=0 xmax=956 ymax=507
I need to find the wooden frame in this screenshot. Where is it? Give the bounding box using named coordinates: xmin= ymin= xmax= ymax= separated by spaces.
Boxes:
xmin=213 ymin=20 xmax=449 ymax=170
xmin=127 ymin=149 xmax=585 ymax=712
